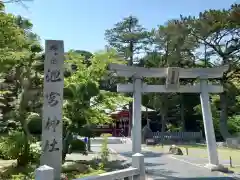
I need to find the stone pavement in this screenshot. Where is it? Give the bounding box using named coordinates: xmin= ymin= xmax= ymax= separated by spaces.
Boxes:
xmin=170 ymin=155 xmax=240 ymax=168
xmin=169 ymin=155 xmax=240 ymax=179
xmin=108 ymin=144 xmax=237 ymax=180
xmin=66 ymin=145 xmax=121 ymax=162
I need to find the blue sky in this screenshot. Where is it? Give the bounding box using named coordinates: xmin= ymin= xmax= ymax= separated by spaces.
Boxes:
xmin=5 ymin=0 xmax=239 ymax=52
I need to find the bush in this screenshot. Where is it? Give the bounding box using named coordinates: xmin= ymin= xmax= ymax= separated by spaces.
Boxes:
xmin=27 ymin=113 xmax=42 ymax=135
xmin=0 ymin=120 xmax=18 ymax=133
xmin=100 ymin=137 xmax=109 ymax=167
xmin=228 ymin=115 xmax=240 ymax=135
xmin=69 ymin=139 xmax=87 ymax=154
xmin=78 ymin=125 xmax=95 ymax=138
xmin=0 ymin=131 xmax=40 ymax=163
xmin=29 ymin=142 xmax=41 ymax=163
xmin=0 ymin=131 xmax=25 ymax=160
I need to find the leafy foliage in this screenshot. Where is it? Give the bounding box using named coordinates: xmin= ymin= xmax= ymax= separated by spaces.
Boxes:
xmin=64 ymin=50 xmax=131 ymax=130
xmin=0 ymin=131 xmax=39 ymax=162
xmin=138 ymin=3 xmax=240 ymax=139
xmin=62 ymin=50 xmax=131 ymax=159
xmin=100 ymin=137 xmax=109 ymax=167
xmin=0 ymin=1 xmax=240 ymax=172
xmin=105 ymin=15 xmax=151 ymax=65
xmin=69 ymin=139 xmax=87 ymax=154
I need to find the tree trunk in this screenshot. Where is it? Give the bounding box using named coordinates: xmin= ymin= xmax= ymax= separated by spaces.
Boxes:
xmin=62 ymin=130 xmax=72 ymax=162
xmin=87 ymin=136 xmax=91 ymax=152
xmin=219 ymin=92 xmax=232 ymax=140
xmin=180 ymin=95 xmax=185 ymax=131
xmin=17 ymin=132 xmax=30 ymax=166
xmin=127 ymin=39 xmax=133 ymax=137
xmin=161 ymin=114 xmax=166 ymax=132
xmin=218 ymin=57 xmax=232 ymax=140
xmin=161 ymin=114 xmax=166 ymax=144
xmin=17 ymin=87 xmax=31 ymax=166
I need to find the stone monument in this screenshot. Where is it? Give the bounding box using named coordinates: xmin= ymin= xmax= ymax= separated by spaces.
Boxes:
xmin=41 ymin=40 xmax=64 ymax=180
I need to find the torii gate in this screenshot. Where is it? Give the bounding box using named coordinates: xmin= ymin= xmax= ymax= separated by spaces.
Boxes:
xmin=108 ymin=64 xmax=228 ymax=170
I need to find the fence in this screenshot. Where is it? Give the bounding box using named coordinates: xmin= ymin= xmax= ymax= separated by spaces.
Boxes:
xmin=152 ymin=131 xmax=203 ymax=143
xmin=35 ymin=153 xmax=145 ymax=180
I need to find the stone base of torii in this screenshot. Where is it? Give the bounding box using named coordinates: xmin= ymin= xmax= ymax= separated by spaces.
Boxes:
xmin=108 ymin=64 xmax=229 ymax=172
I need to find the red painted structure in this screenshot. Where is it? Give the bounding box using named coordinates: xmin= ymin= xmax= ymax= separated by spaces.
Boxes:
xmin=93 ymin=110 xmax=131 ymax=137
xmin=111 ymin=110 xmax=130 ymax=137
xmin=93 ymin=105 xmax=155 ymax=137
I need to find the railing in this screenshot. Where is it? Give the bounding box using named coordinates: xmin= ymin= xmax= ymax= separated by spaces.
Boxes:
xmin=77 ymin=167 xmax=139 ymax=180
xmin=35 ymin=153 xmax=145 ymax=180
xmin=152 ymin=131 xmax=203 ymax=142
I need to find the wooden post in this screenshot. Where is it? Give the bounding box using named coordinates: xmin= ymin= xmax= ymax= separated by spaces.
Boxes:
xmin=230 ymin=156 xmax=233 ymax=168
xmin=41 ymin=40 xmax=64 ymax=180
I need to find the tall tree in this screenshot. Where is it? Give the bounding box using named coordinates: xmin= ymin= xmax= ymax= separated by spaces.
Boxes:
xmin=74 ymin=50 xmax=93 ymax=66
xmin=1 ymin=0 xmax=33 ymax=10
xmin=180 ymin=3 xmax=240 ymax=139
xmin=141 ymin=21 xmax=197 ymax=132
xmin=0 ymin=4 xmax=43 ymax=165
xmin=154 ymin=21 xmax=198 ymax=131
xmin=105 ymin=15 xmax=151 ymax=65
xmin=62 ymin=50 xmax=130 ymax=159
xmin=105 ymin=16 xmax=151 ymax=136
xmin=0 ymin=4 xmax=26 ymax=71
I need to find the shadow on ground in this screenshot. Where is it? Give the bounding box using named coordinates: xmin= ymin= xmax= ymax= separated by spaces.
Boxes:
xmin=108 ymin=146 xmax=237 ymax=180
xmin=118 ymin=151 xmax=235 ymax=180
xmin=147 ymin=168 xmax=236 ymax=180
xmin=145 ymin=161 xmax=235 ymax=180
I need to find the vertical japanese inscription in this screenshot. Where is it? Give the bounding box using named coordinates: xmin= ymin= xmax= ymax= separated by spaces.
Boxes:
xmin=45 ymin=116 xmax=60 ymax=132
xmin=43 ymin=139 xmax=60 ymax=152
xmin=45 ymin=92 xmax=61 ymax=107
xmin=41 ymin=40 xmax=64 ymax=180
xmin=46 ymin=69 xmax=62 ymax=82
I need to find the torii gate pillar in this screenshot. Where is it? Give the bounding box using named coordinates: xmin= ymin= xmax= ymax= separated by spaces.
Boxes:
xmin=200 ymin=78 xmax=223 ymax=170
xmin=132 ymin=77 xmax=142 ymax=154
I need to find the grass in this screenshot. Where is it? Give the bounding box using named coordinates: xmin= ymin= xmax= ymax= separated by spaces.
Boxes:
xmin=0 ymin=163 xmax=106 ymax=180
xmin=65 ymin=168 xmax=106 ymax=179
xmin=149 ymin=144 xmax=240 ymax=173
xmin=0 ymin=156 xmax=125 ymax=179
xmin=0 ymin=164 xmax=36 ymax=180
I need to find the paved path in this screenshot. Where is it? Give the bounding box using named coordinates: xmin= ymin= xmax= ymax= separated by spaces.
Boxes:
xmin=108 ymin=144 xmax=237 ymax=180
xmin=171 ymin=155 xmax=240 ymax=167
xmin=66 ymin=145 xmax=121 ymax=162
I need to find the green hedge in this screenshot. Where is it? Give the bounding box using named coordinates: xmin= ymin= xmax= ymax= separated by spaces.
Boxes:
xmin=27 ymin=113 xmax=42 ymax=135
xmin=69 ymin=139 xmax=87 ymax=153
